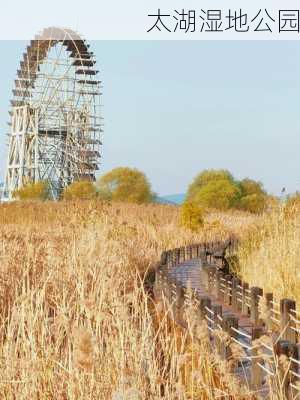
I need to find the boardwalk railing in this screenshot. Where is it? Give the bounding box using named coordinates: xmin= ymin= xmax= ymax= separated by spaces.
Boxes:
xmin=154 ymin=239 xmax=300 ymax=398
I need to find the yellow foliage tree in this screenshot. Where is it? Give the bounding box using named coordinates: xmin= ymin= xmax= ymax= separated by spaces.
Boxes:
xmin=239 ymin=178 xmax=265 ymax=197
xmin=193 ymin=179 xmax=241 ymax=211
xmin=186 ymin=169 xmax=268 ymax=214
xmin=187 ymin=169 xmax=234 ymax=202
xmin=13 ymin=181 xmax=49 ymax=201
xmin=63 ymin=181 xmax=97 ymax=200
xmin=180 ymin=201 xmax=204 ymax=231
xmin=237 ymin=178 xmax=267 ymax=213
xmin=97 ymin=167 xmax=154 ymax=204
xmin=238 ymin=193 xmax=266 ymax=214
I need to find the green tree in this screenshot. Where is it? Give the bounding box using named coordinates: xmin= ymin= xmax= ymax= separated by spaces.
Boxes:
xmin=13 ymin=181 xmax=50 ymax=201
xmin=97 ymin=167 xmax=154 ymax=204
xmin=180 ymin=201 xmax=204 ymax=231
xmin=187 ymin=169 xmax=234 ymax=202
xmin=63 ymin=181 xmax=97 ymax=200
xmin=193 ymin=179 xmax=241 ymax=211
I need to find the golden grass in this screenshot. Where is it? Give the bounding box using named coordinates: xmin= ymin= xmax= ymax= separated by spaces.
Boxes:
xmin=0 ymin=200 xmax=293 ymax=399
xmin=238 ymin=203 xmax=300 ymax=304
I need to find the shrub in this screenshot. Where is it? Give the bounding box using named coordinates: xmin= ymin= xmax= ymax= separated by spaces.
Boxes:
xmin=284 ymin=192 xmax=300 ymax=218
xmin=63 ymin=181 xmax=97 ymax=200
xmin=97 ymin=167 xmax=154 ymax=204
xmin=180 ymin=201 xmax=204 ymax=231
xmin=13 ymin=181 xmax=49 ymax=201
xmin=286 ymin=192 xmax=300 ymax=209
xmin=238 ymin=193 xmax=266 ymax=214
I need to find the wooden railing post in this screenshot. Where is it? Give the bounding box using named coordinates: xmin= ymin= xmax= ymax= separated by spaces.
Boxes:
xmin=172 ymin=249 xmax=177 ymax=266
xmin=250 ymin=287 xmax=263 ymax=326
xmin=222 ymin=314 xmax=238 ymax=360
xmin=200 ymin=248 xmax=207 ymax=265
xmin=165 ymin=251 xmax=169 ymax=269
xmin=195 ymin=244 xmax=199 ymax=258
xmin=209 ymin=242 xmax=214 ymax=263
xmin=225 ymin=274 xmax=232 ymax=306
xmin=170 ymin=279 xmax=178 ymax=318
xmin=199 ymin=296 xmax=211 ymax=320
xmin=170 ymin=250 xmax=175 ymax=267
xmin=170 ymin=250 xmax=175 ymax=268
xmin=214 ymin=270 xmax=222 ymax=299
xmin=190 ymin=245 xmax=193 ymax=259
xmin=187 ymin=245 xmax=192 ymax=260
xmin=280 ymin=298 xmax=297 ymax=344
xmin=242 ymin=282 xmax=250 ymax=316
xmin=211 ymin=243 xmax=216 ymax=264
xmin=168 ymin=273 xmax=175 ymax=299
xmin=201 ymin=265 xmax=209 ymax=291
xmin=199 ymin=243 xmax=204 ymax=257
xmin=180 ymin=246 xmax=185 ymax=262
xmin=212 ymin=304 xmax=222 ymax=329
xmin=206 ymin=243 xmax=211 ymax=263
xmin=207 ymin=266 xmax=216 ymax=294
xmin=212 ymin=304 xmax=222 ymax=355
xmin=275 ymin=340 xmax=298 ymax=398
xmin=186 ymin=245 xmax=189 ymax=261
xmin=236 ymin=281 xmax=243 ymax=313
xmin=251 ymin=326 xmax=264 ymax=390
xmin=160 ymin=251 xmax=167 ymax=266
xmin=265 ymin=293 xmax=273 ymax=332
xmin=173 ymin=249 xmax=178 ymax=266
xmin=166 ymin=250 xmax=172 ymax=269
xmin=192 ymin=245 xmax=196 ymax=258
xmin=176 ymin=248 xmax=181 ymax=265
xmin=155 ymin=252 xmax=168 ymax=300
xmin=182 ymin=286 xmax=189 ymax=309
xmin=175 ymin=285 xmax=185 ymax=322
xmin=162 ymin=272 xmax=171 ymax=302
xmin=154 ymin=267 xmax=165 ymax=299
xmin=231 ymin=277 xmax=241 ymax=312
xmin=189 ymin=245 xmax=193 ymax=259
xmin=219 ymin=271 xmax=225 ymax=302
xmin=290 ymin=345 xmax=300 ymax=399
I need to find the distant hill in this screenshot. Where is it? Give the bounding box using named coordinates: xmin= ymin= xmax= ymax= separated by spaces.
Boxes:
xmin=156 ymin=193 xmax=186 ymax=205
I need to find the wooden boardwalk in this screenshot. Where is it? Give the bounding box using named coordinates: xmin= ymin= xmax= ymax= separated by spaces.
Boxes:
xmin=154 ymin=244 xmax=300 ymax=399
xmin=166 ymin=257 xmax=259 ymax=390
xmin=155 ymin=243 xmax=300 ymax=398
xmin=168 ymin=257 xmax=255 ymax=336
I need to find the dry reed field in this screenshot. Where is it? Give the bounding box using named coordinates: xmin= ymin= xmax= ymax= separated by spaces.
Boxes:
xmin=238 ymin=203 xmax=300 ymax=305
xmin=0 ymin=200 xmax=296 ymax=399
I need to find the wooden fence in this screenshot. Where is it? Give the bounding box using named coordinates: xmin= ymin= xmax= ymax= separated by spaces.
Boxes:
xmin=154 ymin=239 xmax=300 ymax=398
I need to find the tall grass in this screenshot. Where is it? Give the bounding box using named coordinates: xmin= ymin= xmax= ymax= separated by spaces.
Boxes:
xmin=238 ymin=203 xmax=300 ymax=304
xmin=0 ymin=200 xmax=288 ymax=398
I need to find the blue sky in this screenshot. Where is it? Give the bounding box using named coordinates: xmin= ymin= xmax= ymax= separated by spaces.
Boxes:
xmin=0 ymin=40 xmax=299 ymax=196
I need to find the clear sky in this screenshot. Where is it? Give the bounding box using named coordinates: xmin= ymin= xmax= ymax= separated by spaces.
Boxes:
xmin=0 ymin=40 xmax=299 ymax=196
